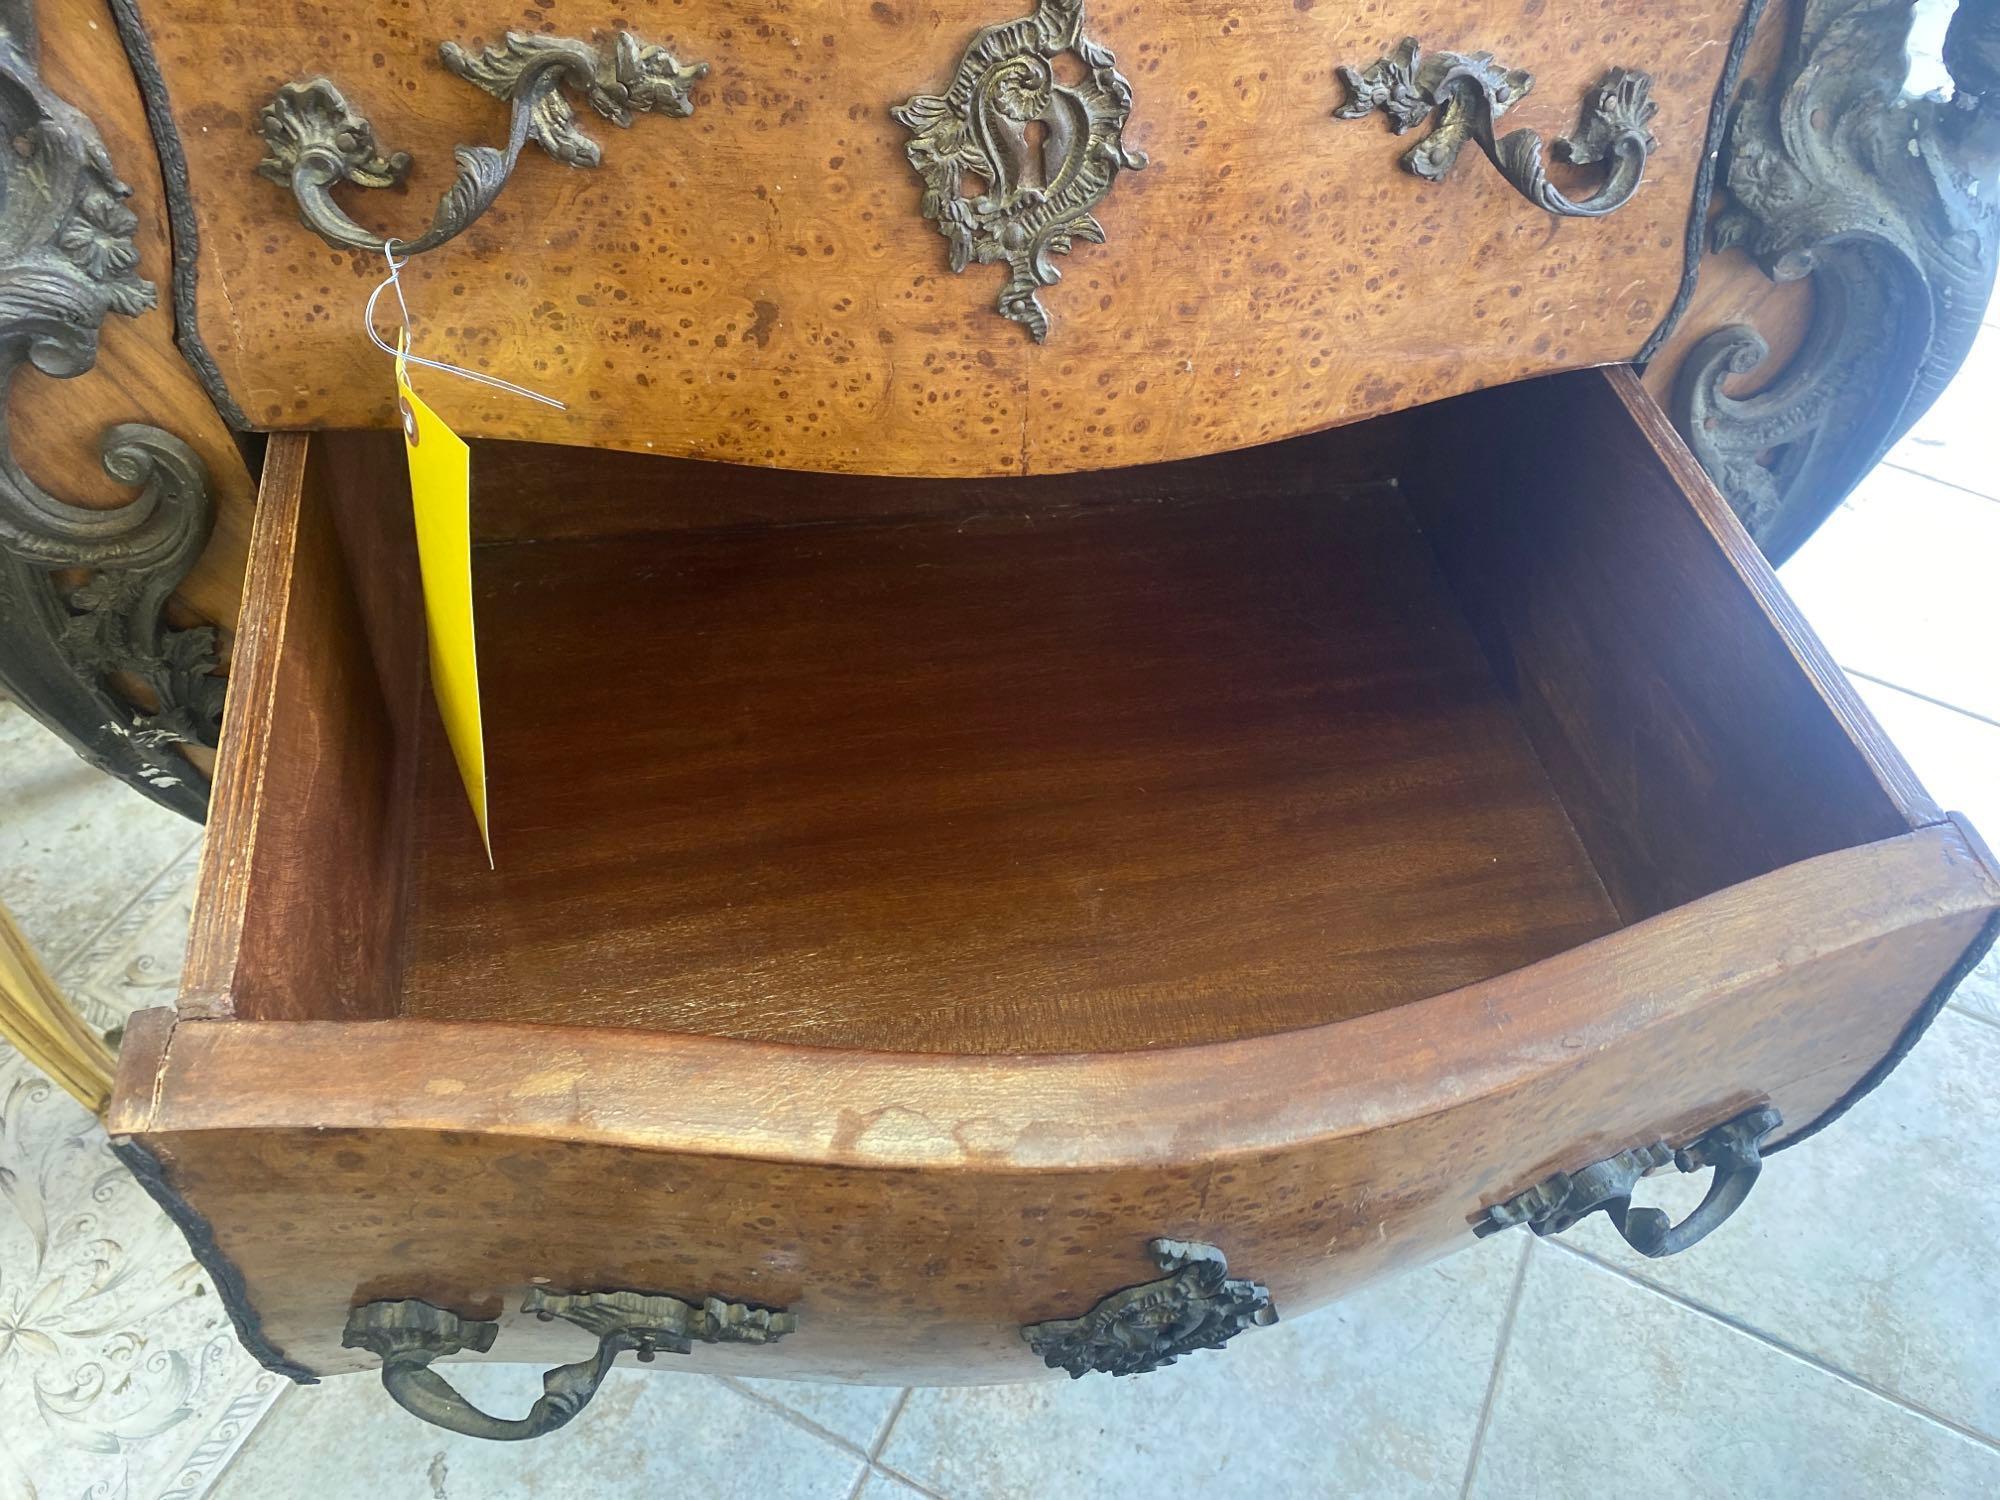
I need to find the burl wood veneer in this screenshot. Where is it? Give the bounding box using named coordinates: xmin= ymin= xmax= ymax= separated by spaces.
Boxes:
xmin=105 ymin=368 xmax=2000 ymax=1384
xmin=134 ymin=0 xmax=1754 ymax=472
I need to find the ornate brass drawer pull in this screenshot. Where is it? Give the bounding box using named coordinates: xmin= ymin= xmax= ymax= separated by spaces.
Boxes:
xmin=1021 ymin=1239 xmax=1276 ymax=1377
xmin=1334 ymin=37 xmax=1658 ymax=219
xmin=343 ymin=1287 xmax=794 ymax=1441
xmin=894 ymin=0 xmax=1147 ymax=342
xmin=257 ymin=31 xmax=706 ymax=258
xmin=1474 ymin=1105 xmax=1782 ymax=1256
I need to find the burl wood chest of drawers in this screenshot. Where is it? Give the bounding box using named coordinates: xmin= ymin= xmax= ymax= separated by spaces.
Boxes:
xmin=3 ymin=0 xmax=1998 ymax=1438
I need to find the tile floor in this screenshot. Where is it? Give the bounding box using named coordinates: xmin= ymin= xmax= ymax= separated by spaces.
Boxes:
xmin=4 ymin=311 xmax=1998 ymax=1495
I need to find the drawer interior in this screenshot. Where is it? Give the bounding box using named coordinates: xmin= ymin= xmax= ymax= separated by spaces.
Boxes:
xmin=184 ymin=370 xmax=1931 ymax=1053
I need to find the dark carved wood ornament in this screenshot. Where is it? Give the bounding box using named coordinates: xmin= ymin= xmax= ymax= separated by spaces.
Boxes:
xmin=0 ymin=0 xmax=220 ymax=817
xmin=1673 ymin=0 xmax=2000 ymax=560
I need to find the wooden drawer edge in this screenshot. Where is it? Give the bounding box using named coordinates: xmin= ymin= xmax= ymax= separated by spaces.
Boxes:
xmin=112 ymin=819 xmax=2000 ymax=1172
xmin=102 ymin=820 xmax=1999 ymax=1385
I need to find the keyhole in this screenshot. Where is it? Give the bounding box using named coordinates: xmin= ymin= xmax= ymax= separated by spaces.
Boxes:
xmin=1022 ymin=118 xmax=1051 ymax=191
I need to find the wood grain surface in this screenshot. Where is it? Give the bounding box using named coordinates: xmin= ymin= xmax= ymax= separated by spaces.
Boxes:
xmin=119 ymin=356 xmax=2000 ymax=1385
xmin=401 ymin=475 xmax=1619 ymax=1051
xmin=1400 ymin=368 xmax=1931 ymax=921
xmin=127 ymin=0 xmax=1756 ymax=473
xmin=180 ymin=434 xmax=407 ymax=1021
xmin=187 ymin=366 xmax=1947 ymax=1055
xmin=109 ymin=821 xmax=2000 ymax=1383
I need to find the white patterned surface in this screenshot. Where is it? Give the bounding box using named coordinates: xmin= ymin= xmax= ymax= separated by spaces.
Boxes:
xmin=0 ymin=711 xmax=280 ymax=1500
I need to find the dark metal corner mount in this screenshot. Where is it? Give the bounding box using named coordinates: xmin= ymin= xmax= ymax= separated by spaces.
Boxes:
xmin=1021 ymin=1238 xmax=1276 ymax=1378
xmin=1672 ymin=0 xmax=2000 ymax=563
xmin=0 ymin=0 xmax=221 ymax=821
xmin=257 ymin=30 xmax=706 ymax=258
xmin=1475 ymin=1105 xmax=1782 ymax=1257
xmin=1334 ymin=36 xmax=1658 ymax=218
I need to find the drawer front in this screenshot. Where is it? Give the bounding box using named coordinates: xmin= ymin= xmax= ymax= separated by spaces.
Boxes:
xmin=109 ymin=846 xmax=1997 ymax=1388
xmin=101 ymin=370 xmax=2000 ymax=1391
xmin=127 ymin=0 xmax=1755 ymax=473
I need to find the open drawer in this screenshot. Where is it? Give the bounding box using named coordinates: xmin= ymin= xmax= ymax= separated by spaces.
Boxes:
xmin=106 ymin=370 xmax=1999 ymax=1423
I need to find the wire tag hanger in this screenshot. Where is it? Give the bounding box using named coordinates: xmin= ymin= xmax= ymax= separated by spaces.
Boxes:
xmin=365 ymin=242 xmax=567 ymax=410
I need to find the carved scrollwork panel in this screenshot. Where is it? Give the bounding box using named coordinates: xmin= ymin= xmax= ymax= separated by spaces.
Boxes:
xmin=1671 ymin=0 xmax=2000 ymax=562
xmin=0 ymin=0 xmax=221 ymax=820
xmin=894 ymin=0 xmax=1148 ymax=342
xmin=1334 ymin=36 xmax=1659 ymax=218
xmin=1021 ymin=1238 xmax=1276 ymax=1378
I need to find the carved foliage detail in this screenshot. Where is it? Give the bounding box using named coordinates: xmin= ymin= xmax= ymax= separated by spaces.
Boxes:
xmin=1673 ymin=0 xmax=2000 ymax=561
xmin=894 ymin=0 xmax=1148 ymax=341
xmin=255 ymin=78 xmax=411 ymax=193
xmin=259 ymin=31 xmax=706 ymax=258
xmin=438 ymin=30 xmax=708 ymax=166
xmin=1022 ymin=1239 xmax=1277 ymax=1378
xmin=0 ymin=1 xmax=219 ymax=819
xmin=1334 ymin=35 xmax=1658 ymax=218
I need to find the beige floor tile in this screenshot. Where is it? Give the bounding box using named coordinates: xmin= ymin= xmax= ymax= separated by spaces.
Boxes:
xmin=1554 ymin=1008 xmax=2000 ymax=1440
xmin=1780 ymin=466 xmax=2000 ymax=722
xmin=50 ymin=839 xmax=202 ymax=1035
xmin=1848 ymin=676 xmax=2000 ymax=835
xmin=0 ymin=703 xmax=197 ymax=969
xmin=210 ymin=1367 xmax=866 ymax=1499
xmin=1470 ymin=1248 xmax=2000 ymax=1498
xmin=727 ymin=1376 xmax=907 ymax=1451
xmin=877 ymin=1239 xmax=1525 ymax=1500
xmin=0 ymin=709 xmax=282 ymax=1500
xmin=1955 ymin=948 xmax=2000 ymax=1028
xmin=0 ymin=1048 xmax=281 ymax=1500
xmin=854 ymin=1471 xmax=934 ymax=1500
xmin=1888 ymin=323 xmax=2000 ymax=501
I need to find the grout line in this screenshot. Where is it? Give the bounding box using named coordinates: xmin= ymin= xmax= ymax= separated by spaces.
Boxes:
xmin=46 ymin=828 xmax=203 ymax=980
xmin=1843 ymin=667 xmax=2000 ymax=732
xmin=870 ymin=1459 xmax=950 ymax=1500
xmin=199 ymin=1379 xmax=297 ymax=1494
xmin=715 ymin=1377 xmax=880 ymax=1464
xmin=1948 ymin=998 xmax=2000 ymax=1031
xmin=856 ymin=1390 xmax=939 ymax=1498
xmin=1545 ymin=1241 xmax=2000 ymax=1454
xmin=869 ymin=1388 xmax=913 ymax=1461
xmin=1878 ymin=460 xmax=2000 ymax=509
xmin=717 ymin=1377 xmax=944 ymax=1498
xmin=838 ymin=1388 xmax=918 ymax=1500
xmin=1457 ymin=1235 xmax=1533 ymax=1499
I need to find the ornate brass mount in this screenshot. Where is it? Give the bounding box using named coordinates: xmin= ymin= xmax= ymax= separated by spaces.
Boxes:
xmin=1334 ymin=36 xmax=1658 ymax=218
xmin=0 ymin=0 xmax=221 ymax=820
xmin=1474 ymin=1106 xmax=1782 ymax=1257
xmin=1671 ymin=0 xmax=2000 ymax=563
xmin=1021 ymin=1239 xmax=1276 ymax=1378
xmin=257 ymin=31 xmax=706 ymax=257
xmin=343 ymin=1288 xmax=795 ymax=1441
xmin=894 ymin=0 xmax=1148 ymax=342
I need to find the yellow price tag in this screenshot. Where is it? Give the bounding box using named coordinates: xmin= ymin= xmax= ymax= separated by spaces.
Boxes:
xmin=396 ymin=335 xmax=492 ymax=865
